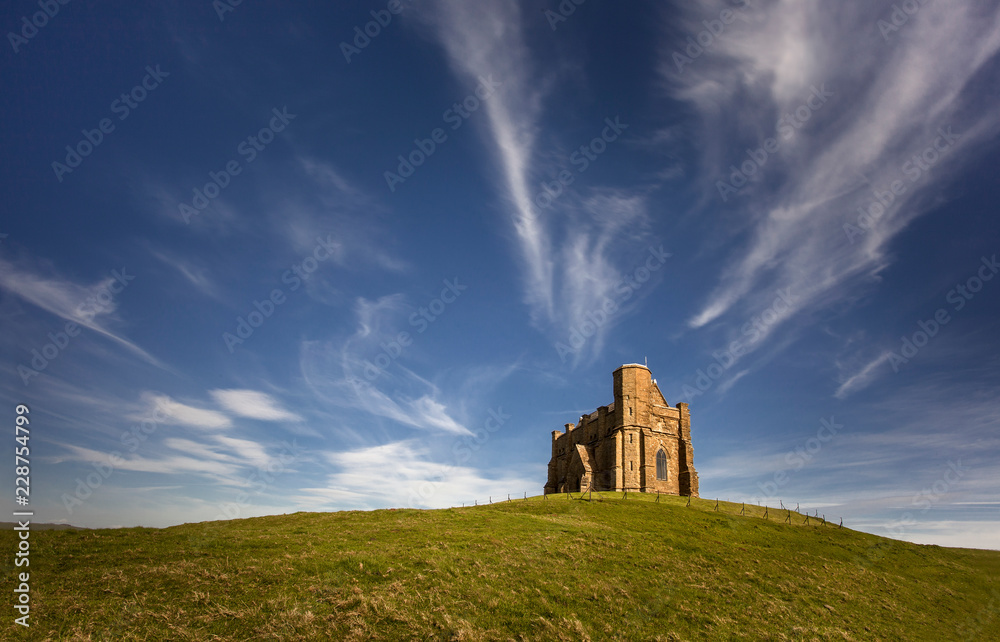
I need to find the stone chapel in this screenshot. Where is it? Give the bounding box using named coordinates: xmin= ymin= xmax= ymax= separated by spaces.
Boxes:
xmin=544 ymin=364 xmax=699 ymax=496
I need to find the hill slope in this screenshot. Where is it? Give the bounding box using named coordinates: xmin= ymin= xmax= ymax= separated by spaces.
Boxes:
xmin=3 ymin=494 xmax=999 ymax=640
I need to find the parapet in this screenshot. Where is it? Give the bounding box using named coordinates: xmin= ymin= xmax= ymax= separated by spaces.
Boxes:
xmin=614 ymin=363 xmax=650 ymax=372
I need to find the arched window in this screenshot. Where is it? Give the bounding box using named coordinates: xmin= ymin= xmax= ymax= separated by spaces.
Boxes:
xmin=656 ymin=450 xmax=668 ymax=481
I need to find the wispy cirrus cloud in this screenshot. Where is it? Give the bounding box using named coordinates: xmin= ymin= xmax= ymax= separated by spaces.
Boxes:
xmin=0 ymin=254 xmax=164 ymax=368
xmin=834 ymin=351 xmax=892 ymax=399
xmin=300 ymin=360 xmax=472 ymax=437
xmin=348 ymin=375 xmax=471 ymax=436
xmin=415 ymin=0 xmax=657 ymax=363
xmin=130 ymin=392 xmax=232 ymax=429
xmin=210 ymin=389 xmax=304 ymax=422
xmin=417 ymin=0 xmax=551 ymax=317
xmin=663 ymin=0 xmax=1000 ymax=347
xmin=148 ymin=248 xmax=222 ymax=301
xmin=59 ymin=443 xmax=239 ymax=478
xmin=299 ymin=294 xmax=471 ymax=436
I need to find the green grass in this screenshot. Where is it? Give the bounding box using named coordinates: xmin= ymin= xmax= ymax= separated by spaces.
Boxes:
xmin=3 ymin=494 xmax=999 ymax=640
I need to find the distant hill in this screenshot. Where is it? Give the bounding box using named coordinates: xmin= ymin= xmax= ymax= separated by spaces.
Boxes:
xmin=1 ymin=494 xmax=998 ymax=640
xmin=0 ymin=522 xmax=87 ymax=531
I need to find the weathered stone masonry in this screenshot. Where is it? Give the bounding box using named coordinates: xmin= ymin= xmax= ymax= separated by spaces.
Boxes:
xmin=544 ymin=364 xmax=699 ymax=497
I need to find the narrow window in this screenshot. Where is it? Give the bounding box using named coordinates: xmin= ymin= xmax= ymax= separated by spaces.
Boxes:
xmin=656 ymin=450 xmax=668 ymax=481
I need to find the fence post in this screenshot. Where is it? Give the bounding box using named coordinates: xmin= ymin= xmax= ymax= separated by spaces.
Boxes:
xmin=785 ymin=510 xmax=790 ymax=524
xmin=715 ymin=498 xmax=719 ymax=511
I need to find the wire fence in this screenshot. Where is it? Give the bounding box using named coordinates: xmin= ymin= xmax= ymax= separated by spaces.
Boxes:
xmin=452 ymin=489 xmax=845 ymax=529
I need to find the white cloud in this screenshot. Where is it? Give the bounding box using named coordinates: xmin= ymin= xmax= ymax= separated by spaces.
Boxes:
xmin=211 ymin=435 xmax=274 ymax=467
xmin=297 ymin=440 xmax=538 ymax=510
xmin=209 ymin=389 xmax=303 ymax=422
xmin=163 ymin=435 xmax=273 ymax=469
xmin=132 ymin=392 xmax=232 ymax=429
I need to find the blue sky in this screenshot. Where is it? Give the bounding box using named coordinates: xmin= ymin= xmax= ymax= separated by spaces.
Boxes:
xmin=1 ymin=0 xmax=999 ymax=549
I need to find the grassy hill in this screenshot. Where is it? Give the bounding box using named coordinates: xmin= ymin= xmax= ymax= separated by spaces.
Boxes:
xmin=3 ymin=493 xmax=999 ymax=640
